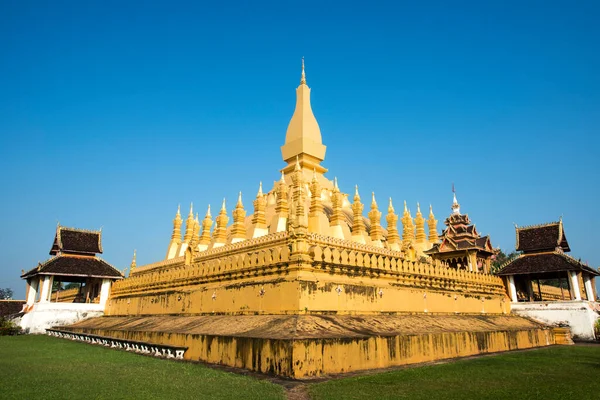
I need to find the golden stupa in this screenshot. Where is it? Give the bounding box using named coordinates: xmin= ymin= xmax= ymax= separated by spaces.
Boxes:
xmin=59 ymin=61 xmax=558 ymax=379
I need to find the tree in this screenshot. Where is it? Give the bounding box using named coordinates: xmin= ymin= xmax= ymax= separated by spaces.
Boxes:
xmin=0 ymin=288 xmax=14 ymax=300
xmin=491 ymin=250 xmax=520 ymax=274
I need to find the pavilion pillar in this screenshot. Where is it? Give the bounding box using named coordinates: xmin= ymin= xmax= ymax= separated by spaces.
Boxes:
xmin=26 ymin=278 xmax=39 ymax=306
xmin=508 ymin=275 xmax=518 ymax=302
xmin=526 ymin=278 xmax=535 ymax=301
xmin=99 ymin=279 xmax=111 ymax=308
xmin=39 ymin=276 xmax=52 ymax=303
xmin=569 ymin=271 xmax=581 ymax=300
xmin=583 ymin=274 xmax=595 ymax=302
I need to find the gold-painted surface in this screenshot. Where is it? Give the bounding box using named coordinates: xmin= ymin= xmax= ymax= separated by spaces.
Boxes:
xmin=63 ymin=314 xmax=554 ymax=379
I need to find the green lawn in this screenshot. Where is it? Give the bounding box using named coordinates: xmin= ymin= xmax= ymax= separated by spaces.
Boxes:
xmin=0 ymin=335 xmax=285 ymax=400
xmin=1 ymin=336 xmax=599 ymax=400
xmin=310 ymin=345 xmax=600 ymax=400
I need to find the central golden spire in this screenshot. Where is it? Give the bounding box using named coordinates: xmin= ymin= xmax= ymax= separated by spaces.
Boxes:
xmin=300 ymin=57 xmax=306 ymax=85
xmin=281 ymin=58 xmax=327 ymax=175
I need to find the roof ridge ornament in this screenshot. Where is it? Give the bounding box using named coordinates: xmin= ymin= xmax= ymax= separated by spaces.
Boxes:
xmin=451 ymin=184 xmax=460 ymax=215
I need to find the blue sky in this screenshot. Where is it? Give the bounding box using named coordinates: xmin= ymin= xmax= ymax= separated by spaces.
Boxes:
xmin=1 ymin=1 xmax=598 ymax=298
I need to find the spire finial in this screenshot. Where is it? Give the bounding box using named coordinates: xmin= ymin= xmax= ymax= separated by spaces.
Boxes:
xmin=388 ymin=197 xmax=395 ymax=213
xmin=206 ymin=204 xmax=212 ymax=218
xmin=257 ymin=182 xmax=263 ymax=197
xmin=237 ymin=191 xmax=243 ymax=207
xmin=417 ymin=202 xmax=421 ymax=214
xmin=404 ymin=200 xmax=407 ymax=213
xmin=295 ymin=155 xmax=301 ymax=171
xmin=300 ymin=57 xmax=306 ymax=85
xmin=221 ymin=198 xmax=226 ymax=212
xmin=371 ymin=192 xmax=377 ymax=208
xmin=177 ymin=204 xmax=181 ymax=216
xmin=189 ymin=202 xmax=194 ymax=216
xmin=354 ymin=185 xmax=360 ymax=202
xmin=451 ymin=184 xmax=460 ymax=215
xmin=334 ymin=177 xmax=339 ymax=190
xmin=280 ymin=171 xmax=285 ymax=183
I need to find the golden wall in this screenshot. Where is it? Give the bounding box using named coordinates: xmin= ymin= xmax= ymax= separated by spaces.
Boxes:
xmin=107 ymin=232 xmax=509 ymax=316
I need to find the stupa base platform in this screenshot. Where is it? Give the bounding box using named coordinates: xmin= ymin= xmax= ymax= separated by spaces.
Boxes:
xmin=57 ymin=314 xmax=556 ymax=379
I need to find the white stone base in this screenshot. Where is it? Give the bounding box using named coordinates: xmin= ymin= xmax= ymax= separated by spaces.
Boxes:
xmin=19 ymin=303 xmax=104 ymax=334
xmin=511 ymin=301 xmax=600 ymax=341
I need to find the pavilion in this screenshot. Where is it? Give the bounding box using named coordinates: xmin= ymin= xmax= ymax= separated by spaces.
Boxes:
xmin=497 ymin=220 xmax=599 ymax=340
xmin=19 ymin=225 xmax=122 ymax=333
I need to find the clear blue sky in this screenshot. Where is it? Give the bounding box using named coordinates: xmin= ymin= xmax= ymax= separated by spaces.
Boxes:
xmin=1 ymin=1 xmax=598 ymax=298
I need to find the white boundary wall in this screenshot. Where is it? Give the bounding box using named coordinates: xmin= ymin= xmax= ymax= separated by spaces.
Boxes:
xmin=19 ymin=303 xmax=104 ymax=334
xmin=511 ymin=301 xmax=599 ymax=340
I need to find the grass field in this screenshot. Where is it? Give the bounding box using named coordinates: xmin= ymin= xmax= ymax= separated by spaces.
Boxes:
xmin=0 ymin=335 xmax=284 ymax=400
xmin=1 ymin=336 xmax=599 ymax=399
xmin=309 ymin=345 xmax=600 ymax=400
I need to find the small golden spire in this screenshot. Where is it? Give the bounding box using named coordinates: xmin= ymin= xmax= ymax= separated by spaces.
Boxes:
xmin=401 ymin=203 xmax=415 ymax=247
xmin=130 ymin=249 xmax=137 ymax=271
xmin=333 ymin=177 xmax=339 ymax=191
xmin=312 ymin=168 xmax=317 ymax=182
xmin=199 ymin=205 xmax=213 ymax=246
xmin=176 ymin=204 xmax=181 ymax=217
xmin=415 ymin=202 xmax=426 ymax=244
xmin=295 ymin=155 xmax=301 ymax=171
xmin=214 ymin=199 xmax=229 ymax=244
xmin=231 ymin=191 xmax=247 ymax=242
xmin=369 ymin=192 xmax=383 ymax=243
xmin=351 ymin=185 xmax=366 ymax=241
xmin=300 ymin=57 xmax=306 ymax=85
xmin=428 ymin=204 xmax=438 ymax=243
xmin=280 ymin=171 xmax=285 ymax=183
xmin=183 ymin=202 xmax=195 ymax=243
xmin=252 ymin=182 xmax=267 ymax=233
xmin=386 ymin=199 xmax=401 ymax=249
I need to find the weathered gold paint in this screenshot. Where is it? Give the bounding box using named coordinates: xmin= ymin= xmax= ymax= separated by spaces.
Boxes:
xmin=63 ymin=314 xmax=554 ymax=379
